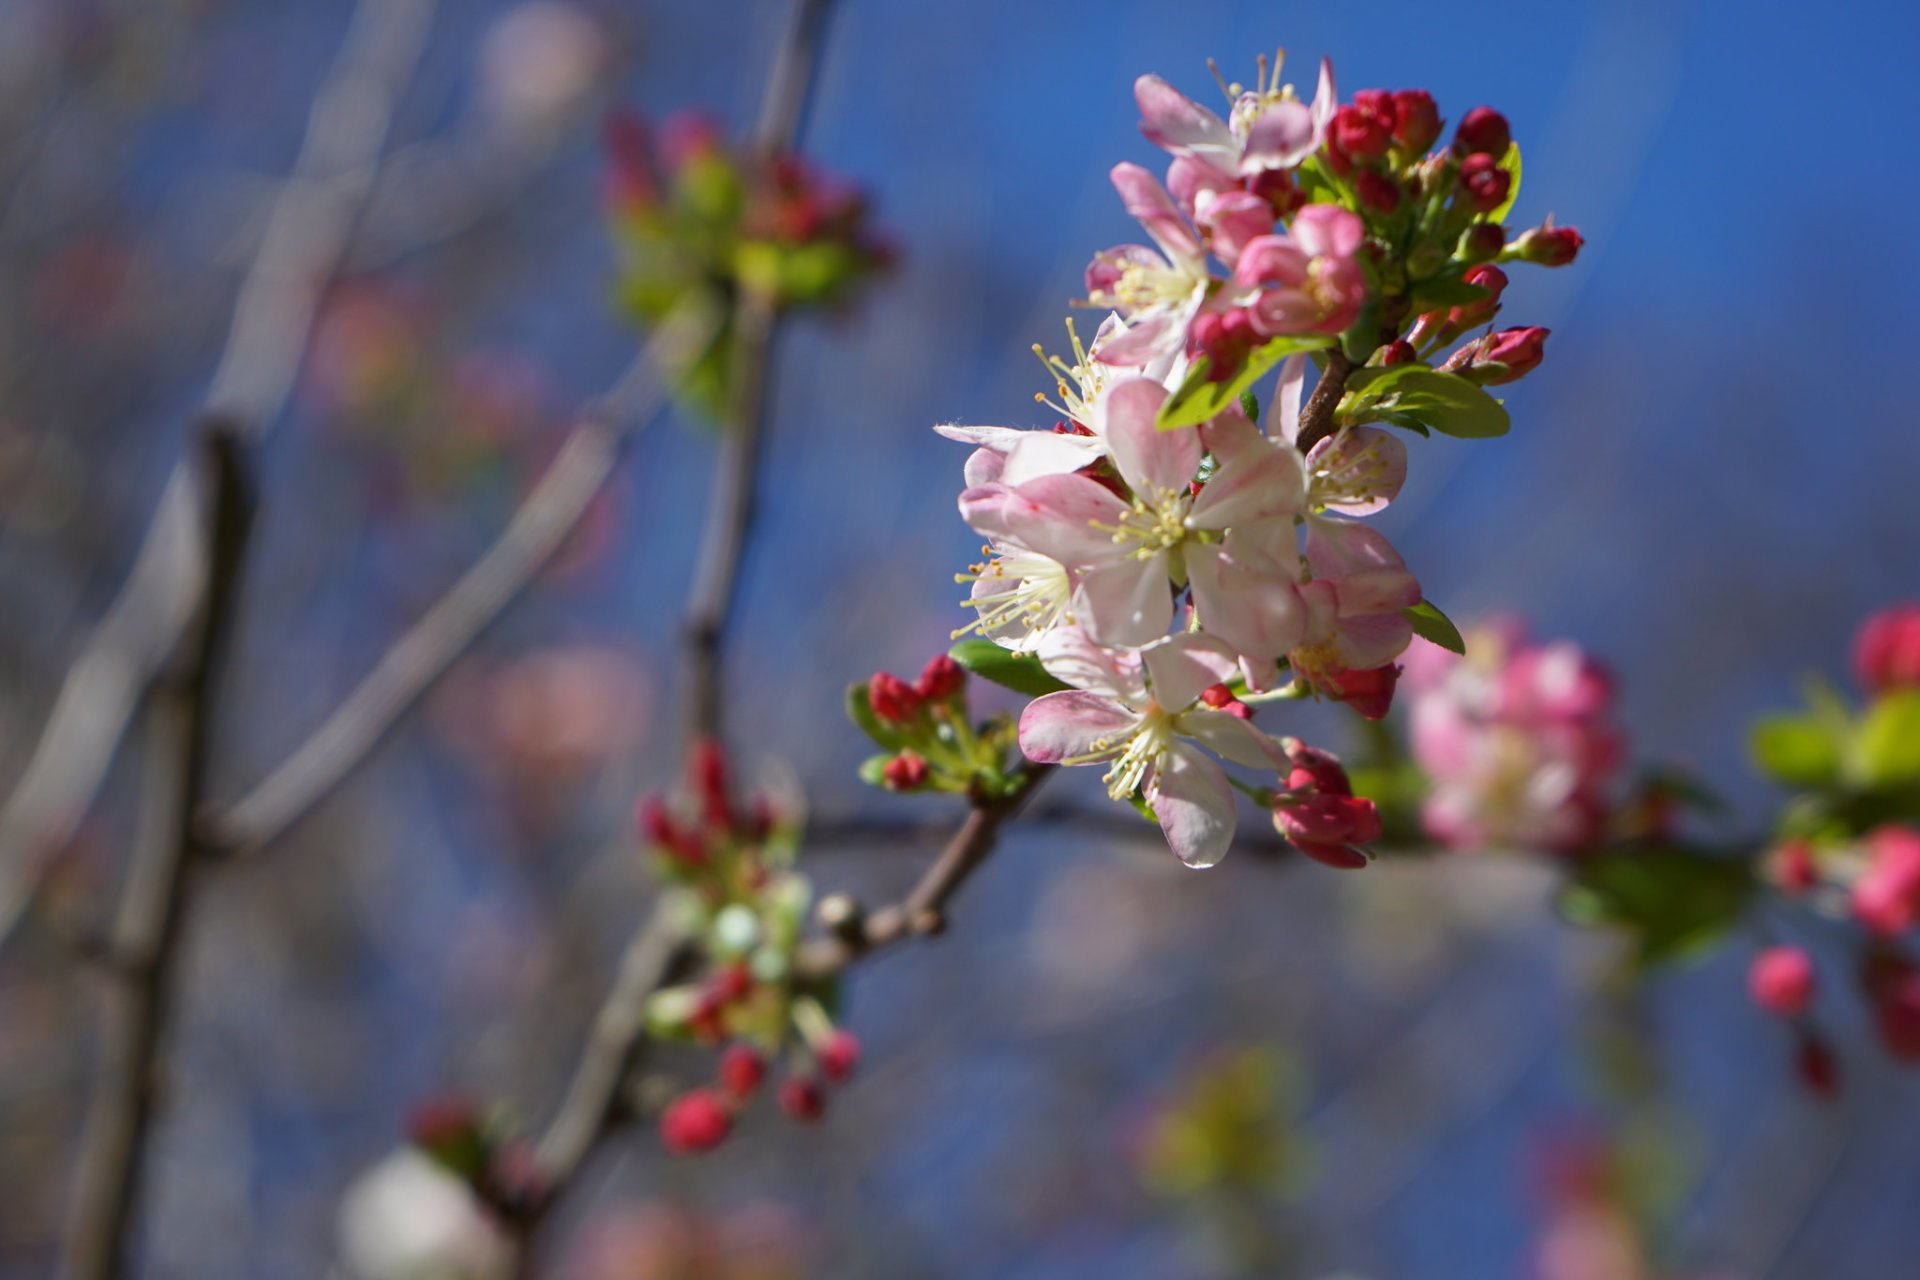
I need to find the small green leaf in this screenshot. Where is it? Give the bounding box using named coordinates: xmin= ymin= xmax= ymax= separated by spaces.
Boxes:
xmin=1488 ymin=141 xmax=1523 ymax=224
xmin=1749 ymin=713 xmax=1844 ymax=788
xmin=948 ymin=639 xmax=1070 ymax=697
xmin=1852 ymin=690 xmax=1920 ymax=790
xmin=1407 ymin=276 xmax=1489 ymax=308
xmin=1342 ymin=365 xmax=1509 ymax=438
xmin=1403 ymin=599 xmax=1466 ymax=655
xmin=1157 ymin=335 xmax=1333 ymax=431
xmin=857 ymin=752 xmax=898 ymax=788
xmin=1239 ymin=389 xmax=1260 ymax=420
xmin=846 ymin=681 xmax=904 ymax=750
xmin=1557 ymin=847 xmax=1754 ymax=968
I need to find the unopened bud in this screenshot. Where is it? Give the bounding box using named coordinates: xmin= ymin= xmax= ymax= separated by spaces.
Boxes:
xmin=1457 ymin=221 xmax=1506 ymax=264
xmin=1379 ymin=338 xmax=1417 ymax=366
xmin=660 ymin=1089 xmax=732 ymax=1153
xmin=1355 ymin=170 xmax=1400 ymax=215
xmin=1188 ymin=308 xmax=1260 ymax=382
xmin=1748 ymin=946 xmax=1816 ymax=1017
xmin=915 ymin=654 xmax=967 ymax=701
xmin=1510 ymin=222 xmax=1583 ymax=266
xmin=867 ymin=672 xmax=923 ymax=724
xmin=882 ymin=751 xmax=930 ymax=791
xmin=719 ymin=1044 xmax=767 ymax=1099
xmin=778 ymin=1076 xmax=827 ymax=1122
xmin=819 ymin=1030 xmax=861 ymax=1083
xmin=1443 ymin=325 xmax=1548 ymax=385
xmin=1391 ymin=89 xmax=1442 ymax=153
xmin=1453 ymin=106 xmax=1511 ymax=158
xmin=1854 ymin=605 xmax=1920 ymax=695
xmin=1456 ymin=152 xmax=1511 ymax=213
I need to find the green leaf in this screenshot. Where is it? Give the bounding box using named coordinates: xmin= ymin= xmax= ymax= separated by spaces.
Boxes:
xmin=948 ymin=639 xmax=1070 ymax=698
xmin=1239 ymin=389 xmax=1260 ymax=420
xmin=1157 ymin=334 xmax=1334 ymax=431
xmin=1852 ymin=689 xmax=1920 ymax=790
xmin=1557 ymin=847 xmax=1754 ymax=968
xmin=1342 ymin=366 xmax=1510 ymax=438
xmin=1749 ymin=712 xmax=1843 ymax=788
xmin=846 ymin=682 xmax=905 ymax=750
xmin=1407 ymin=276 xmax=1488 ymax=308
xmin=1488 ymin=141 xmax=1523 ymax=224
xmin=1402 ymin=599 xmax=1466 ymax=655
xmin=857 ymin=752 xmax=896 ymax=788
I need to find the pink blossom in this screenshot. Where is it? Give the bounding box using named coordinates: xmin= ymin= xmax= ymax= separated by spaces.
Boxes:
xmin=1018 ymin=628 xmax=1286 ymax=867
xmin=1085 ymin=164 xmax=1212 ymax=366
xmin=1229 ymin=206 xmax=1367 ymax=337
xmin=1134 ymin=56 xmax=1335 ymax=179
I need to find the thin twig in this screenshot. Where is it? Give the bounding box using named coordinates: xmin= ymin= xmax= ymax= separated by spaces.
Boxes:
xmin=61 ymin=429 xmax=257 ymax=1280
xmin=0 ymin=0 xmax=437 ymax=946
xmin=1292 ymin=348 xmax=1355 ymax=455
xmin=208 ymin=305 xmax=717 ymax=858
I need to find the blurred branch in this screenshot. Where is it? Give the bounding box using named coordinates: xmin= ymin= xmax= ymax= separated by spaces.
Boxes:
xmin=0 ymin=0 xmax=438 ymax=947
xmin=61 ymin=429 xmax=256 ymax=1280
xmin=207 ymin=304 xmax=717 ymax=858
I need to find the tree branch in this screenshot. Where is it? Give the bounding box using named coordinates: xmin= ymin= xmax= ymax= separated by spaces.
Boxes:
xmin=0 ymin=0 xmax=437 ymax=947
xmin=206 ymin=305 xmax=717 ymax=858
xmin=1292 ymin=348 xmax=1355 ymax=455
xmin=61 ymin=428 xmax=257 ymax=1280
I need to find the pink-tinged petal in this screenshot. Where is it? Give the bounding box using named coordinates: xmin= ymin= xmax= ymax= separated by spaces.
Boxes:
xmin=1135 ymin=75 xmax=1235 ymax=159
xmin=1239 ymin=98 xmax=1315 ymax=174
xmin=991 ymin=473 xmax=1131 ymax=566
xmin=1268 ymin=353 xmax=1307 ymax=444
xmin=1017 ymin=691 xmax=1137 ymax=763
xmin=1290 ymin=204 xmax=1365 ymax=260
xmin=964 ymin=447 xmax=1004 ymax=487
xmin=1099 ymin=378 xmax=1200 ymax=496
xmin=1197 ymin=190 xmax=1274 ymax=267
xmin=1307 ymin=426 xmax=1406 ymax=515
xmin=1036 ymin=625 xmax=1145 ymax=703
xmin=1166 ymin=155 xmax=1237 ymax=219
xmin=1086 ymin=243 xmax=1163 ymax=295
xmin=1178 ymin=708 xmax=1288 ymax=769
xmin=1147 ymin=743 xmax=1237 ymax=868
xmin=1001 ymin=432 xmax=1107 ymax=485
xmin=1310 ymin=58 xmax=1337 ymax=132
xmin=1188 ymin=432 xmax=1305 ymax=530
xmin=1091 ymin=308 xmax=1180 ymax=367
xmin=1111 ymin=162 xmax=1203 ymax=264
xmin=1198 ymin=405 xmax=1264 ymax=464
xmin=1142 ymin=631 xmax=1241 ymax=710
xmin=1074 ymin=554 xmax=1174 ymax=648
xmin=1305 ymin=517 xmax=1408 ymax=585
xmin=1231 ymin=234 xmax=1309 ymax=291
xmin=958 ymin=482 xmax=1018 ymax=539
xmin=934 ymin=423 xmax=1027 ymax=450
xmin=1331 ymin=612 xmax=1415 ymax=670
xmin=1187 ymin=543 xmax=1310 ymax=662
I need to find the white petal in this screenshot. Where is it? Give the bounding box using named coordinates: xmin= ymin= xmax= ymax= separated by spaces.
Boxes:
xmin=1074 ymin=554 xmax=1174 ymax=648
xmin=1147 ymin=743 xmax=1237 ymax=868
xmin=1018 ymin=692 xmax=1137 ymax=763
xmin=1141 ymin=631 xmax=1241 ymax=710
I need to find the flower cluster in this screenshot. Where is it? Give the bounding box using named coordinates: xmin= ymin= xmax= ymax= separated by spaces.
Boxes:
xmin=932 ymin=52 xmax=1578 ymax=868
xmin=1402 ymin=621 xmax=1625 ymax=854
xmin=848 ymin=654 xmax=1024 ymax=798
xmin=605 ymin=109 xmax=893 ymax=416
xmin=635 ymin=741 xmax=863 ymax=1150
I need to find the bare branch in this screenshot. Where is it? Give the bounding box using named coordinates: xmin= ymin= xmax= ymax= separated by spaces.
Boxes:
xmin=0 ymin=0 xmax=438 ymax=946
xmin=61 ymin=428 xmax=257 ymax=1280
xmin=1292 ymin=348 xmax=1356 ymax=455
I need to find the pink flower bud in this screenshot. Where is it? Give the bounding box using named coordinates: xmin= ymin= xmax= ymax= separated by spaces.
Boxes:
xmin=819 ymin=1030 xmax=861 ymax=1083
xmin=1851 ymin=826 xmax=1920 ymax=936
xmin=690 ymin=737 xmax=732 ymax=831
xmin=719 ymin=1044 xmax=766 ymax=1099
xmin=1380 ymin=339 xmax=1417 ymax=366
xmin=1188 ymin=307 xmax=1260 ymax=381
xmin=1355 ymin=170 xmax=1401 ymax=215
xmin=1854 ymin=604 xmax=1920 ymax=694
xmin=1445 ymin=326 xmax=1548 ymax=385
xmin=1247 ymin=168 xmax=1304 ymax=219
xmin=1330 ymin=99 xmax=1393 ymax=161
xmin=1749 ymin=946 xmax=1816 ymax=1017
xmin=777 ymin=1076 xmax=827 ymax=1122
xmin=1772 ymin=839 xmax=1818 ymax=894
xmin=1456 ymin=152 xmax=1511 ymax=213
xmin=1284 ymin=743 xmax=1354 ymax=796
xmin=867 ymin=672 xmax=923 ymax=724
xmin=1274 ymin=792 xmax=1381 ymax=869
xmin=1512 ymin=223 xmax=1584 ymax=266
xmin=1391 ymin=89 xmax=1442 ymax=153
xmin=660 ymin=1089 xmax=732 ymax=1153
xmin=1458 ymin=221 xmax=1506 ymax=263
xmin=1448 ymin=264 xmax=1508 ymax=329
xmin=1454 ymin=106 xmax=1511 ymax=158
xmin=1322 ymin=663 xmax=1402 ymax=721
xmin=915 ymin=654 xmax=967 ymax=701
xmin=882 ymin=752 xmax=929 ymax=791
xmin=711 ymin=961 xmax=754 ymax=1005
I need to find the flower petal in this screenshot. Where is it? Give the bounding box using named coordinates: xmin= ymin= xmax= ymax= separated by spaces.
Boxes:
xmin=1178 ymin=708 xmax=1288 ymax=769
xmin=1306 ymin=426 xmax=1406 ymax=515
xmin=1018 ymin=691 xmax=1137 ymax=763
xmin=1135 ymin=75 xmax=1237 ymax=163
xmin=988 ymin=473 xmax=1131 ymax=566
xmin=1188 ymin=429 xmax=1305 ymax=530
xmin=1074 ymin=554 xmax=1174 ymax=648
xmin=1099 ymin=378 xmax=1200 ymax=496
xmin=1001 ymin=432 xmax=1107 ymax=485
xmin=1147 ymin=743 xmax=1238 ymax=868
xmin=1111 ymin=162 xmax=1203 ymax=264
xmin=1036 ymin=625 xmax=1146 ymax=702
xmin=1142 ymin=631 xmax=1241 ymax=710
xmin=1268 ymin=354 xmax=1306 ymax=444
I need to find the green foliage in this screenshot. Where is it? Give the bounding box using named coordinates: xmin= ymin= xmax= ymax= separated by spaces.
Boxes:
xmin=1156 ymin=335 xmax=1334 ymax=431
xmin=948 ymin=639 xmax=1070 ymax=697
xmin=1750 ymin=712 xmax=1844 ymax=788
xmin=1558 ymin=848 xmax=1755 ymax=968
xmin=1853 ymin=689 xmax=1920 ymax=790
xmin=1487 ymin=141 xmax=1524 ymax=224
xmin=1339 ymin=364 xmax=1510 ymax=438
xmin=1402 ymin=599 xmax=1466 ymax=655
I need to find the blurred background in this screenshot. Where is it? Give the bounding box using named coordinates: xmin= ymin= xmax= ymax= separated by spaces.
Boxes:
xmin=2 ymin=0 xmax=1918 ymax=1276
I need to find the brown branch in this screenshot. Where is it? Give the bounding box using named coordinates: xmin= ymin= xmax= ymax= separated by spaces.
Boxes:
xmin=0 ymin=0 xmax=437 ymax=946
xmin=1292 ymin=348 xmax=1355 ymax=455
xmin=61 ymin=429 xmax=257 ymax=1280
xmin=207 ymin=306 xmax=717 ymax=859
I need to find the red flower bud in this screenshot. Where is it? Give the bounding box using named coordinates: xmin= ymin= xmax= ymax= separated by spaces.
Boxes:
xmin=867 ymin=672 xmax=923 ymax=724
xmin=777 ymin=1076 xmax=827 ymax=1122
xmin=1445 ymin=325 xmax=1548 ymax=385
xmin=1274 ymin=792 xmax=1381 ymax=869
xmin=1512 ymin=223 xmax=1584 ymax=267
xmin=1188 ymin=308 xmax=1259 ymax=382
xmin=1852 ymin=826 xmax=1920 ymax=936
xmin=1380 ymin=339 xmax=1417 ymax=366
xmin=660 ymin=1089 xmax=732 ymax=1153
xmin=406 ymin=1095 xmax=482 ymax=1155
xmin=719 ymin=1044 xmax=766 ymax=1099
xmin=689 ymin=737 xmax=732 ymax=832
xmin=1458 ymin=221 xmax=1506 ymax=264
xmin=1876 ymin=972 xmax=1920 ymax=1061
xmin=881 ymin=751 xmax=930 ymax=791
xmin=1323 ymin=663 xmax=1402 ymax=721
xmin=1457 ymin=152 xmax=1511 ymax=213
xmin=712 ymin=961 xmax=754 ymax=1005
xmin=1284 ymin=743 xmax=1354 ymax=797
xmin=1854 ymin=604 xmax=1920 ymax=695
xmin=1247 ymin=168 xmax=1304 ymax=219
xmin=1355 ymin=170 xmax=1400 ymax=215
xmin=1196 ymin=682 xmax=1251 ymax=717
xmin=1330 ymin=100 xmax=1393 ymax=162
xmin=1448 ymin=264 xmax=1508 ymax=329
xmin=819 ymin=1030 xmax=861 ymax=1083
xmin=1772 ymin=839 xmax=1818 ymax=894
xmin=1454 ymin=106 xmax=1511 ymax=158
xmin=915 ymin=653 xmax=967 ymax=701
xmin=1749 ymin=946 xmax=1816 ymax=1017
xmin=1391 ymin=89 xmax=1442 ymax=153
xmin=1795 ymin=1032 xmax=1840 ymax=1099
